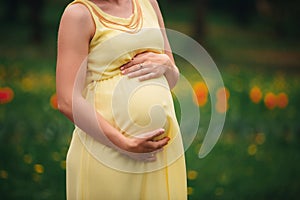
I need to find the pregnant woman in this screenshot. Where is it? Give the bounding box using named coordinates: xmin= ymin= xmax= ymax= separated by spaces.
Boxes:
xmin=56 ymin=0 xmax=187 ymax=199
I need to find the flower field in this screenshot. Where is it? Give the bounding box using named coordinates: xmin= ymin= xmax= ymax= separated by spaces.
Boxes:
xmin=1 ymin=1 xmax=300 ymax=199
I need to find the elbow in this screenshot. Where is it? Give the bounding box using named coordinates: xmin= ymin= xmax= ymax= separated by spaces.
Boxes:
xmin=57 ymin=97 xmax=72 ymax=118
xmin=169 ymin=67 xmax=180 ymax=89
xmin=174 ymin=68 xmax=180 ymax=84
xmin=57 ymin=102 xmax=67 ymax=114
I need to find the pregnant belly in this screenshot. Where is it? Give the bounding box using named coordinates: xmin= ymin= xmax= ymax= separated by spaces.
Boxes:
xmin=94 ymin=75 xmax=173 ymax=140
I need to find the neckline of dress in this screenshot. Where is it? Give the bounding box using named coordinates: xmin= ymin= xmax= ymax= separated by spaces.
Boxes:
xmin=87 ymin=0 xmax=136 ymax=21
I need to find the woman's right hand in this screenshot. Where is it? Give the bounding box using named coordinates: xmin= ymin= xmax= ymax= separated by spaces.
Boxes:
xmin=119 ymin=128 xmax=170 ymax=162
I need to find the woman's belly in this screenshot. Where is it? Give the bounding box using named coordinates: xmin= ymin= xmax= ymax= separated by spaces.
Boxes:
xmin=94 ymin=74 xmax=175 ymax=140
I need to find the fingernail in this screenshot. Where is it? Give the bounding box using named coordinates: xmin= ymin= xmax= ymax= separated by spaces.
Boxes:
xmin=120 ymin=67 xmax=124 ymax=70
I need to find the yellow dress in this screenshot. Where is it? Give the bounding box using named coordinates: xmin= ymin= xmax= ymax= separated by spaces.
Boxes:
xmin=66 ymin=0 xmax=187 ymax=199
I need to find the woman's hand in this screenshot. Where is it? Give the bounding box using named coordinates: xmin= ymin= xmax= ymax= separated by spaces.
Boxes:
xmin=120 ymin=51 xmax=176 ymax=83
xmin=119 ymin=128 xmax=170 ymax=162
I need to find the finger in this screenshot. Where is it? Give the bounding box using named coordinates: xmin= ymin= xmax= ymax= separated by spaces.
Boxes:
xmin=122 ymin=62 xmax=144 ymax=75
xmin=141 ymin=138 xmax=168 ymax=151
xmin=147 ymin=128 xmax=165 ymax=141
xmin=150 ymin=137 xmax=170 ymax=150
xmin=134 ymin=128 xmax=164 ymax=140
xmin=126 ymin=66 xmax=151 ymax=78
xmin=120 ymin=60 xmax=134 ymax=70
xmin=143 ymin=137 xmax=170 ymax=151
xmin=138 ymin=72 xmax=160 ymax=81
xmin=131 ymin=51 xmax=152 ymax=61
xmin=137 ymin=128 xmax=165 ymax=140
xmin=121 ymin=54 xmax=147 ymax=70
xmin=120 ymin=58 xmax=139 ymax=71
xmin=148 ymin=137 xmax=170 ymax=151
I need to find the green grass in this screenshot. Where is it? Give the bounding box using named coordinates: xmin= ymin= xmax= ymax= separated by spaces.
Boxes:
xmin=1 ymin=2 xmax=300 ymax=199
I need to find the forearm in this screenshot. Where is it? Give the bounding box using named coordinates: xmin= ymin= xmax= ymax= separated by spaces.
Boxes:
xmin=58 ymin=96 xmax=127 ymax=150
xmin=58 ymin=95 xmax=168 ymax=157
xmin=164 ymin=63 xmax=179 ymax=89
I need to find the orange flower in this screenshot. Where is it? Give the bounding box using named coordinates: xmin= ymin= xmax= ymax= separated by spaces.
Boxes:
xmin=255 ymin=133 xmax=265 ymax=145
xmin=0 ymin=87 xmax=14 ymax=104
xmin=215 ymin=87 xmax=229 ymax=113
xmin=249 ymin=86 xmax=262 ymax=103
xmin=50 ymin=93 xmax=58 ymax=109
xmin=216 ymin=99 xmax=228 ymax=113
xmin=0 ymin=170 xmax=8 ymax=179
xmin=193 ymin=82 xmax=208 ymax=107
xmin=247 ymin=144 xmax=257 ymax=156
xmin=187 ymin=187 xmax=194 ymax=195
xmin=216 ymin=87 xmax=230 ymax=101
xmin=34 ymin=164 xmax=44 ymax=174
xmin=276 ymin=92 xmax=288 ymax=108
xmin=187 ymin=170 xmax=198 ymax=180
xmin=264 ymin=92 xmax=276 ymax=110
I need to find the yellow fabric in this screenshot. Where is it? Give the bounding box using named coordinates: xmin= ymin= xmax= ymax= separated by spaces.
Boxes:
xmin=66 ymin=0 xmax=187 ymax=199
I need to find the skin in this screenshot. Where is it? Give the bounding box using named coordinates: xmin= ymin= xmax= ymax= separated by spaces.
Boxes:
xmin=56 ymin=0 xmax=179 ymax=161
xmin=121 ymin=0 xmax=179 ymax=89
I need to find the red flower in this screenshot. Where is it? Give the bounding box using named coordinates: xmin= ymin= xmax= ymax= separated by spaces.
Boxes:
xmin=50 ymin=93 xmax=58 ymax=109
xmin=276 ymin=92 xmax=288 ymax=108
xmin=264 ymin=92 xmax=276 ymax=110
xmin=193 ymin=82 xmax=208 ymax=107
xmin=250 ymin=86 xmax=262 ymax=104
xmin=0 ymin=87 xmax=14 ymax=104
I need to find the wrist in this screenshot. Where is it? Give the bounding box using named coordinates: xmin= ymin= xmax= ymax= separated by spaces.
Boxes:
xmin=165 ymin=61 xmax=179 ymax=80
xmin=121 ymin=137 xmax=138 ymax=152
xmin=116 ymin=134 xmax=139 ymax=153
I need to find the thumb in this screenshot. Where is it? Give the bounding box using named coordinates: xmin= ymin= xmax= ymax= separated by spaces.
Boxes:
xmin=148 ymin=128 xmax=165 ymax=140
xmin=137 ymin=128 xmax=165 ymax=139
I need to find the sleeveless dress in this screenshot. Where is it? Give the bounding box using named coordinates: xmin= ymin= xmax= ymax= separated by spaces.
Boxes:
xmin=66 ymin=0 xmax=187 ymax=199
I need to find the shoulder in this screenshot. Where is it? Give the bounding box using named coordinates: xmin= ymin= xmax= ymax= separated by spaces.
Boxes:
xmin=58 ymin=3 xmax=95 ymax=40
xmin=147 ymin=0 xmax=160 ymax=11
xmin=146 ymin=0 xmax=165 ymax=27
xmin=61 ymin=3 xmax=93 ymax=25
xmin=146 ymin=0 xmax=163 ymax=20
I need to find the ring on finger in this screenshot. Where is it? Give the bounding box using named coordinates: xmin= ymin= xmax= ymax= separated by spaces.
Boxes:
xmin=139 ymin=64 xmax=143 ymax=69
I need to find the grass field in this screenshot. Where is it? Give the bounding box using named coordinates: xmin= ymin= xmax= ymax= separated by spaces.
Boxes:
xmin=1 ymin=1 xmax=300 ymax=199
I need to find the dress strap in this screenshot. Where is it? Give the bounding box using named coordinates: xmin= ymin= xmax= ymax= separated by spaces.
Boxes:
xmin=140 ymin=0 xmax=159 ymax=23
xmin=69 ymin=0 xmax=143 ymax=33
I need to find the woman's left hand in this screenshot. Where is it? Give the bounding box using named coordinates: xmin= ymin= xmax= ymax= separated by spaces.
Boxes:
xmin=120 ymin=51 xmax=173 ymax=81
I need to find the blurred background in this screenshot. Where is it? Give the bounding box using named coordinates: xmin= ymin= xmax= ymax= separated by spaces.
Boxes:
xmin=0 ymin=0 xmax=300 ymax=199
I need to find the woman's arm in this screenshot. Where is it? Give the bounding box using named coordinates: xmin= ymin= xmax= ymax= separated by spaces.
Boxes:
xmin=120 ymin=0 xmax=179 ymax=89
xmin=149 ymin=0 xmax=179 ymax=88
xmin=56 ymin=4 xmax=169 ymax=160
